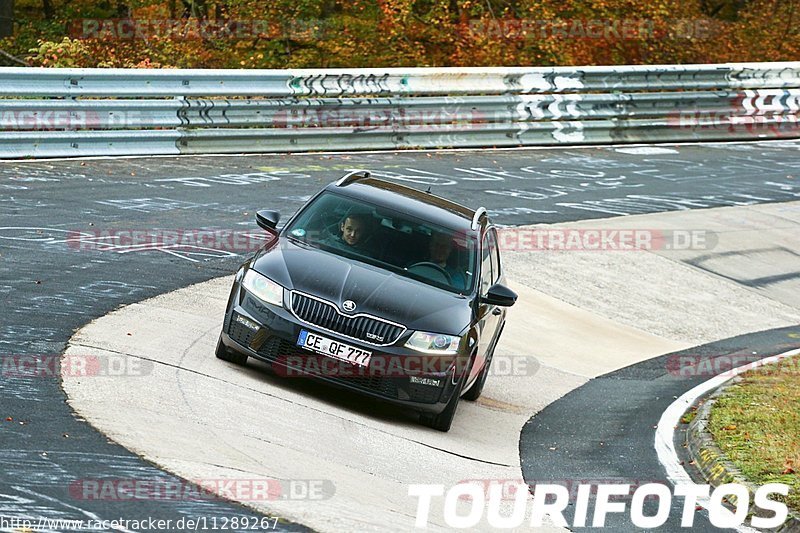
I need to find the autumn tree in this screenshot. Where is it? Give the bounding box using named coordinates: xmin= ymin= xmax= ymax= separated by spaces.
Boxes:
xmin=0 ymin=0 xmax=797 ymax=68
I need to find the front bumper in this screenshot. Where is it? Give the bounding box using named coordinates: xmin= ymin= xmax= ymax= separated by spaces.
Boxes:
xmin=219 ymin=280 xmax=464 ymax=414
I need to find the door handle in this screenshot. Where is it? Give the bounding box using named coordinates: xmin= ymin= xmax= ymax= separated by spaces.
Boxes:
xmin=492 ymin=307 xmax=502 ymax=316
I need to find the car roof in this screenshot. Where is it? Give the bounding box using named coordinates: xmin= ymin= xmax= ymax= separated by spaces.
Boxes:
xmin=324 ymin=175 xmax=484 ymax=232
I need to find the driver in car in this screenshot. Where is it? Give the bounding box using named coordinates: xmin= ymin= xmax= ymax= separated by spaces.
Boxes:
xmin=426 ymin=231 xmax=466 ymax=289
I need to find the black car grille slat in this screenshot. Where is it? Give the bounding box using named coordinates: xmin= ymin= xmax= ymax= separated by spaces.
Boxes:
xmin=407 ymin=382 xmax=443 ymax=403
xmin=290 ymin=292 xmax=404 ymax=345
xmin=257 ymin=336 xmax=283 ymax=360
xmin=261 ymin=338 xmax=400 ymax=399
xmin=249 ymin=336 xmax=438 ymax=404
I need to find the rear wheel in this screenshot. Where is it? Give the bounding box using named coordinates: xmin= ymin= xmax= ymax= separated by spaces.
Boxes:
xmin=215 ymin=334 xmax=248 ymax=365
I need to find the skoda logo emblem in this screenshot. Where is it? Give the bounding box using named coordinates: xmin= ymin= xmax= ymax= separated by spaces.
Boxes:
xmin=342 ymin=300 xmax=357 ymax=312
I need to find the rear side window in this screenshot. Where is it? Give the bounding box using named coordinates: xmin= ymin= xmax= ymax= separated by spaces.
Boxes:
xmin=488 ymin=228 xmax=500 ymax=284
xmin=480 ymin=232 xmax=494 ymax=296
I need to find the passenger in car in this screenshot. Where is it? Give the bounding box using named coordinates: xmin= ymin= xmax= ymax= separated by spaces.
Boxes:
xmin=324 ymin=211 xmax=375 ymax=252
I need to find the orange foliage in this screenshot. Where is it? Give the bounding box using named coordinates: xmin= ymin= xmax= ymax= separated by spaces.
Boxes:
xmin=6 ymin=0 xmax=798 ymax=68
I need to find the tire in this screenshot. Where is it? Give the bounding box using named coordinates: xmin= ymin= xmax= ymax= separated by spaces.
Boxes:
xmin=420 ymin=369 xmax=466 ymax=432
xmin=215 ymin=334 xmax=248 ymax=365
xmin=462 ymin=341 xmax=496 ymax=402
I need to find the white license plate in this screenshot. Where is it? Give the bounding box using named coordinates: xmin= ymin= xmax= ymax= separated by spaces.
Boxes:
xmin=296 ymin=330 xmax=372 ymax=367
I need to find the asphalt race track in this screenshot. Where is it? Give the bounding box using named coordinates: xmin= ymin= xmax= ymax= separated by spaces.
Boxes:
xmin=2 ymin=140 xmax=800 ymax=531
xmin=520 ymin=325 xmax=800 ymax=532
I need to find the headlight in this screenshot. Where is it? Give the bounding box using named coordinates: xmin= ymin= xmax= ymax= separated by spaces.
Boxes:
xmin=404 ymin=331 xmax=460 ymax=355
xmin=242 ymin=269 xmax=283 ymax=306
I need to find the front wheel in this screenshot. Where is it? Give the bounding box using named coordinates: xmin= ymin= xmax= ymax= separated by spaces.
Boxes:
xmin=462 ymin=341 xmax=496 ymax=402
xmin=420 ymin=372 xmax=465 ymax=432
xmin=215 ymin=334 xmax=248 ymax=365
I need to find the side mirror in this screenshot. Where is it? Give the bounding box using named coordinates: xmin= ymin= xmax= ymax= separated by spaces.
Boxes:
xmin=256 ymin=210 xmax=280 ymax=232
xmin=482 ymin=283 xmax=517 ymax=307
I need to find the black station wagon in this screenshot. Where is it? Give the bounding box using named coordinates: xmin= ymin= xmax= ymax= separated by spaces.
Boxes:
xmin=216 ymin=170 xmax=516 ymax=431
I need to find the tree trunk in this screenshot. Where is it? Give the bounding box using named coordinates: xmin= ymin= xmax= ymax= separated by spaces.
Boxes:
xmin=116 ymin=0 xmax=130 ymax=18
xmin=42 ymin=0 xmax=53 ymax=20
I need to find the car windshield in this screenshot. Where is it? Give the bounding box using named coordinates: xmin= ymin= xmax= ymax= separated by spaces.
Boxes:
xmin=284 ymin=191 xmax=477 ymax=294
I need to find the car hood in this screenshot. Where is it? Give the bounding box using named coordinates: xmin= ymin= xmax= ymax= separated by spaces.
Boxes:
xmin=251 ymin=239 xmax=472 ymax=335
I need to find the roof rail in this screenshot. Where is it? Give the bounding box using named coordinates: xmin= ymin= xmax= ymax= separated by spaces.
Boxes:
xmin=471 ymin=207 xmax=487 ymax=230
xmin=335 ymin=170 xmax=371 ymax=187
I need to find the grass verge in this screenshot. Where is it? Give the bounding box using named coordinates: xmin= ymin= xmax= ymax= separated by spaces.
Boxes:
xmin=708 ymin=354 xmax=800 ymax=513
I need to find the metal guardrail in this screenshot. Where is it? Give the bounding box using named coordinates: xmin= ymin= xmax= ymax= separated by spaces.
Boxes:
xmin=0 ymin=62 xmax=799 ymax=158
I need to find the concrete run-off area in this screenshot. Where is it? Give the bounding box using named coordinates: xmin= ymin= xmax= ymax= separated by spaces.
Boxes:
xmin=62 ymin=200 xmax=800 ymax=531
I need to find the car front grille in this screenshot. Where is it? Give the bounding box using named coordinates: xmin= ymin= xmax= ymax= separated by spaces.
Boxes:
xmin=227 ymin=317 xmax=440 ymax=404
xmin=290 ymin=292 xmax=405 ymax=346
xmin=258 ymin=336 xmax=400 ymax=399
